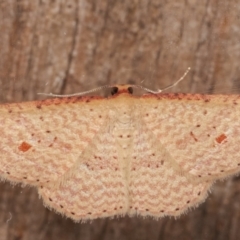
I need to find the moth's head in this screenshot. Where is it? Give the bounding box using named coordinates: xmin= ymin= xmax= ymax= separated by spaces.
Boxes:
xmin=111 ymin=85 xmax=134 ymax=96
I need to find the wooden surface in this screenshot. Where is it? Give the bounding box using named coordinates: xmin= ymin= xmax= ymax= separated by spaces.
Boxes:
xmin=0 ymin=0 xmax=240 ymax=239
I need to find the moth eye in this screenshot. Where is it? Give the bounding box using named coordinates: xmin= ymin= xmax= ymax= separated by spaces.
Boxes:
xmin=111 ymin=87 xmax=119 ymax=95
xmin=128 ymin=87 xmax=133 ymax=94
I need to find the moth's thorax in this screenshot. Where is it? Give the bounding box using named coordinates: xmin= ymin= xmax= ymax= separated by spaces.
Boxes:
xmin=109 ymin=98 xmax=135 ymax=161
xmin=110 ymin=96 xmax=135 ymax=130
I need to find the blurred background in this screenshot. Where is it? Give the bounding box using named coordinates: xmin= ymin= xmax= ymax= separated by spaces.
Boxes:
xmin=0 ymin=0 xmax=240 ymax=239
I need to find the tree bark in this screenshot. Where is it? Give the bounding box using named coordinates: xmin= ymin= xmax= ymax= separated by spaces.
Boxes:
xmin=0 ymin=0 xmax=240 ymax=239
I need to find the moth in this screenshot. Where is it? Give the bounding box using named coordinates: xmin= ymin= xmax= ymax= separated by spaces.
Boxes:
xmin=0 ymin=83 xmax=240 ymax=221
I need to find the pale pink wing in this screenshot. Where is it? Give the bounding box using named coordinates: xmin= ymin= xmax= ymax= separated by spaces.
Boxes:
xmin=0 ymin=96 xmax=107 ymax=185
xmin=128 ymin=114 xmax=212 ymax=218
xmin=141 ymin=93 xmax=240 ymax=181
xmin=38 ymin=122 xmax=127 ymax=221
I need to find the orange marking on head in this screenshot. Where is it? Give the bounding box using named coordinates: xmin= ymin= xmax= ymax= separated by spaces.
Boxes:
xmin=18 ymin=142 xmax=32 ymax=152
xmin=215 ymin=134 xmax=227 ymax=144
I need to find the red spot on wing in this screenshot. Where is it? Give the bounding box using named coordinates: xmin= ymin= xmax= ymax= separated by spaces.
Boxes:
xmin=18 ymin=142 xmax=32 ymax=152
xmin=215 ymin=134 xmax=227 ymax=144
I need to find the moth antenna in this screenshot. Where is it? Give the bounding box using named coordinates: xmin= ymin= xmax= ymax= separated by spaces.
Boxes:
xmin=133 ymin=67 xmax=191 ymax=94
xmin=38 ymin=85 xmax=112 ymax=97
